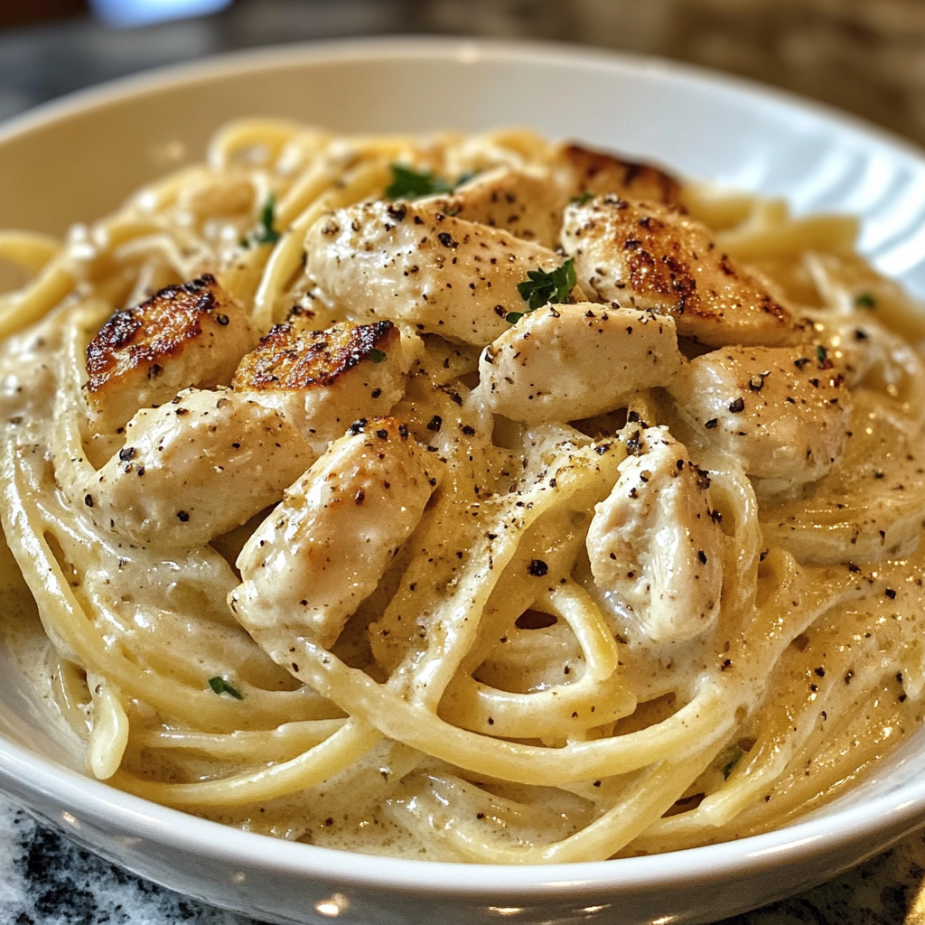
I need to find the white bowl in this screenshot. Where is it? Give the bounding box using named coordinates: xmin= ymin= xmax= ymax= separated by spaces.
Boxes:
xmin=3 ymin=36 xmax=925 ymax=925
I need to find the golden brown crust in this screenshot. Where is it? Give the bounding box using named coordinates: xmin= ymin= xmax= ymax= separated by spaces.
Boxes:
xmin=556 ymin=143 xmax=685 ymax=211
xmin=617 ymin=202 xmax=789 ymax=328
xmin=563 ymin=197 xmax=795 ymax=347
xmin=86 ymin=274 xmax=245 ymax=394
xmin=232 ymin=319 xmax=399 ymax=392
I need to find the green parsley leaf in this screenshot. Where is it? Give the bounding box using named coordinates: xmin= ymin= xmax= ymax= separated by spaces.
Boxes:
xmin=253 ymin=192 xmax=282 ymax=245
xmin=855 ymin=291 xmax=877 ymax=309
xmin=505 ymin=311 xmax=524 ymax=324
xmin=516 ymin=258 xmax=576 ymax=313
xmin=208 ymin=676 xmax=243 ymax=700
xmin=719 ymin=744 xmax=744 ymax=780
xmin=241 ymin=193 xmax=282 ymax=248
xmin=816 ymin=344 xmax=828 ymax=366
xmin=385 ymin=165 xmax=479 ymax=201
xmin=571 ymin=190 xmax=594 ymax=205
xmin=386 ymin=165 xmax=453 ymax=200
xmin=368 ymin=348 xmax=387 ymax=364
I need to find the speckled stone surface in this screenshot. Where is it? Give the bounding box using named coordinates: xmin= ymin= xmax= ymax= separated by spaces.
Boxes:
xmin=0 ymin=790 xmax=923 ymax=925
xmin=0 ymin=799 xmax=264 ymax=925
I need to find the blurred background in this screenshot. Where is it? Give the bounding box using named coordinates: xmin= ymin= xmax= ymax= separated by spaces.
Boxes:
xmin=1 ymin=0 xmax=924 ymax=146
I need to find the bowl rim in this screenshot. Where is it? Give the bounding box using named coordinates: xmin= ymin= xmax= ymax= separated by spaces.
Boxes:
xmin=3 ymin=33 xmax=925 ymax=898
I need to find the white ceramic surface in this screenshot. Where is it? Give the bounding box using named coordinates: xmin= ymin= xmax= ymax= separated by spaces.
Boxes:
xmin=2 ymin=36 xmax=925 ymax=925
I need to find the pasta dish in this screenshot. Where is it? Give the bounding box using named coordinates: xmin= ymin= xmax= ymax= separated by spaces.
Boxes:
xmin=0 ymin=122 xmax=923 ymax=863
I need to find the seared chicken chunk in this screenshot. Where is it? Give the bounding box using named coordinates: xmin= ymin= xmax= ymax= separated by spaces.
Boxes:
xmin=587 ymin=426 xmax=724 ymax=644
xmin=425 ymin=165 xmax=564 ymax=248
xmin=670 ymin=346 xmax=851 ymax=489
xmin=85 ymin=274 xmax=254 ymax=435
xmin=82 ymin=388 xmax=314 ymax=549
xmin=229 ymin=417 xmax=438 ymax=649
xmin=553 ymin=143 xmax=685 ymax=211
xmin=305 ymin=200 xmax=567 ymax=346
xmin=479 ymin=304 xmax=682 ymax=423
xmin=232 ymin=315 xmax=414 ymax=452
xmin=561 ymin=197 xmax=796 ymax=347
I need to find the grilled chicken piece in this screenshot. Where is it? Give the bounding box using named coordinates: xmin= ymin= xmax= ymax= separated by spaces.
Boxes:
xmin=587 ymin=426 xmax=723 ymax=644
xmin=232 ymin=315 xmax=414 ymax=452
xmin=425 ymin=165 xmax=564 ymax=249
xmin=82 ymin=388 xmax=315 ymax=550
xmin=305 ymin=200 xmax=567 ymax=346
xmin=85 ymin=274 xmax=254 ymax=435
xmin=553 ymin=143 xmax=685 ymax=211
xmin=670 ymin=345 xmax=851 ymax=490
xmin=478 ymin=303 xmax=682 ymax=423
xmin=561 ymin=197 xmax=796 ymax=347
xmin=229 ymin=417 xmax=438 ymax=649
xmin=422 ymin=146 xmax=683 ymax=251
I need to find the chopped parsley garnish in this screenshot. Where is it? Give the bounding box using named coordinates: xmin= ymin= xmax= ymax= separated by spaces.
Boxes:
xmin=368 ymin=348 xmax=387 ymax=364
xmin=571 ymin=190 xmax=594 ymax=205
xmin=242 ymin=193 xmax=282 ymax=248
xmin=385 ymin=165 xmax=478 ymax=201
xmin=254 ymin=192 xmax=282 ymax=244
xmin=515 ymin=258 xmax=576 ymax=313
xmin=855 ymin=291 xmax=877 ymax=309
xmin=816 ymin=344 xmax=828 ymax=365
xmin=720 ymin=744 xmax=744 ymax=780
xmin=208 ymin=676 xmax=243 ymax=700
xmin=386 ymin=165 xmax=453 ymax=200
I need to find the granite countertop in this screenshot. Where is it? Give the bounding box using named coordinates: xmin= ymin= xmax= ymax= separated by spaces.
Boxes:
xmin=3 ymin=4 xmax=925 ymax=923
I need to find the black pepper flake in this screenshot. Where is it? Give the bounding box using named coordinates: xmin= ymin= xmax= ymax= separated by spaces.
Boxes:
xmin=814 ymin=667 xmax=825 ymax=677
xmin=348 ymin=419 xmax=367 ymax=435
xmin=794 ymin=357 xmax=811 ymax=370
xmin=704 ymin=418 xmax=718 ymax=429
xmin=728 ymin=397 xmax=745 ymax=413
xmin=177 ymin=510 xmax=190 ymax=522
xmin=845 ymin=670 xmax=854 ymax=684
xmin=427 ymin=415 xmax=443 ymax=432
xmin=697 ymin=550 xmax=707 ymax=564
xmin=376 ymin=428 xmax=389 ymax=439
xmin=215 ymin=313 xmax=230 ymax=326
xmin=118 ymin=446 xmax=136 ymax=462
xmin=461 ymin=424 xmax=476 ymax=436
xmin=437 ymin=232 xmax=458 ymax=249
xmin=528 ymin=559 xmax=549 ymax=577
xmin=885 ymin=588 xmax=897 ymax=599
xmin=84 ymin=494 xmax=94 ymax=508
